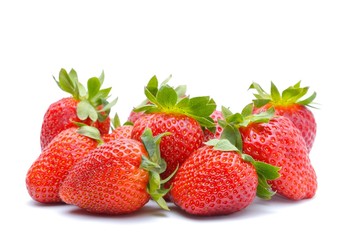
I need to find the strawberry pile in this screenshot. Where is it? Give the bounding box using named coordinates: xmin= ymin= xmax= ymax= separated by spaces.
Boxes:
xmin=26 ymin=68 xmax=318 ymax=216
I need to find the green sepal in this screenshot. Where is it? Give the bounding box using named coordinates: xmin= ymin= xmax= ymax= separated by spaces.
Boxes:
xmin=249 ymin=81 xmax=317 ymax=108
xmin=139 ymin=128 xmax=173 ymax=210
xmin=220 ymin=125 xmax=243 ymax=152
xmin=242 ymin=154 xmax=280 ymax=199
xmin=53 ymin=68 xmax=117 ymax=124
xmin=205 ymin=139 xmax=239 ymax=152
xmin=54 ymin=68 xmax=80 ymax=99
xmin=76 ymin=125 xmax=103 ymax=144
xmin=135 ymin=75 xmax=216 ymax=130
xmin=222 ymin=104 xmax=275 ymax=128
xmin=77 ymin=100 xmax=98 ymax=122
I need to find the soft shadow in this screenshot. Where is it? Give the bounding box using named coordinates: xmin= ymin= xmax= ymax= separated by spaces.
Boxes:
xmin=26 ymin=200 xmax=66 ymax=208
xmin=168 ymin=195 xmax=315 ymax=221
xmin=64 ymin=201 xmax=171 ymax=219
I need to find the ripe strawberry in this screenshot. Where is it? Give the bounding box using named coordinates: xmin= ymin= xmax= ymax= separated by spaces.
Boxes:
xmin=203 ymin=109 xmax=224 ymax=142
xmin=40 ymin=68 xmax=117 ymax=150
xmin=170 ymin=137 xmax=280 ymax=216
xmin=59 ymin=129 xmax=171 ymax=214
xmin=102 ymin=125 xmax=133 ymax=143
xmin=249 ymin=81 xmax=317 ymax=152
xmin=131 ymin=75 xmax=216 ymax=189
xmin=221 ymin=104 xmax=317 ymax=200
xmin=26 ymin=126 xmax=101 ymax=203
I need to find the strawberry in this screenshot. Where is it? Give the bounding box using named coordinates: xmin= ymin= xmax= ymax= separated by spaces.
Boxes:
xmin=221 ymin=104 xmax=317 ymax=200
xmin=131 ymin=75 xmax=216 ymax=189
xmin=59 ymin=129 xmax=171 ymax=214
xmin=249 ymin=81 xmax=317 ymax=152
xmin=203 ymin=109 xmax=224 ymax=142
xmin=170 ymin=135 xmax=280 ymax=216
xmin=26 ymin=126 xmax=101 ymax=203
xmin=40 ymin=68 xmax=117 ymax=150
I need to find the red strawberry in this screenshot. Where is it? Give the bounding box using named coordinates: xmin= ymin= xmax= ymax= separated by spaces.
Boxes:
xmin=26 ymin=126 xmax=100 ymax=203
xmin=102 ymin=125 xmax=133 ymax=143
xmin=131 ymin=76 xmax=216 ymax=189
xmin=222 ymin=104 xmax=317 ymax=200
xmin=40 ymin=68 xmax=117 ymax=150
xmin=249 ymin=81 xmax=317 ymax=152
xmin=59 ymin=129 xmax=171 ymax=214
xmin=203 ymin=109 xmax=224 ymax=142
xmin=170 ymin=137 xmax=280 ymax=216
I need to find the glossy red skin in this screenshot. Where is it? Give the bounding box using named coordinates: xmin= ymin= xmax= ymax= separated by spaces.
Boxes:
xmin=240 ymin=116 xmax=317 ymax=200
xmin=59 ymin=139 xmax=150 ymax=214
xmin=102 ymin=125 xmax=133 ymax=143
xmin=131 ymin=113 xmax=204 ymax=188
xmin=203 ymin=110 xmax=224 ymax=142
xmin=26 ymin=127 xmax=99 ymax=203
xmin=128 ymin=110 xmax=146 ymax=124
xmin=254 ymin=103 xmax=316 ymax=152
xmin=170 ymin=146 xmax=258 ymax=216
xmin=40 ymin=97 xmax=110 ymax=150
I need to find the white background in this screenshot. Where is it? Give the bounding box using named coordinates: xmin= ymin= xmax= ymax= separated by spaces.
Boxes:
xmin=1 ymin=0 xmax=344 ymax=239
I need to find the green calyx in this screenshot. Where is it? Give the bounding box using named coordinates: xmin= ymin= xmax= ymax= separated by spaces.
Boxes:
xmin=218 ymin=104 xmax=275 ymax=152
xmin=205 ymin=132 xmax=280 ymax=200
xmin=54 ymin=68 xmax=118 ymax=123
xmin=74 ymin=124 xmax=104 ymax=145
xmin=207 ymin=105 xmax=280 ymax=199
xmin=134 ymin=75 xmax=216 ymax=130
xmin=140 ymin=128 xmax=176 ymax=210
xmin=249 ymin=81 xmax=317 ymax=108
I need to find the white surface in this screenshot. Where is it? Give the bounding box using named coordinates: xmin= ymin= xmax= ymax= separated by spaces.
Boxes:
xmin=1 ymin=0 xmax=344 ymax=239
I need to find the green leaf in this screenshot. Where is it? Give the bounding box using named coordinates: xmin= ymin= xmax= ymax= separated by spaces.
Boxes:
xmin=147 ymin=75 xmax=159 ymax=96
xmin=205 ymin=139 xmax=239 ymax=152
xmin=156 ymin=85 xmax=178 ymax=108
xmin=298 ymin=91 xmax=317 ymax=106
xmin=99 ymin=70 xmax=105 ymax=86
xmin=252 ymin=160 xmax=281 ymax=180
xmin=225 ymin=112 xmax=244 ymax=125
xmin=161 ymin=164 xmax=178 ymax=184
xmin=141 ymin=128 xmax=157 ymax=159
xmin=148 ymin=171 xmax=160 ymax=193
xmin=176 ymin=97 xmax=190 ymax=109
xmin=244 ymin=156 xmax=281 ymax=200
xmin=249 ymin=82 xmax=270 ymax=98
xmin=270 ymin=82 xmax=281 ymax=102
xmin=68 ymin=69 xmax=78 ymax=83
xmin=221 ymin=106 xmax=233 ymax=119
xmin=144 ymin=87 xmax=160 ymax=107
xmin=78 ymin=82 xmax=87 ymax=98
xmin=175 ymin=85 xmax=187 ymax=98
xmin=241 ymin=103 xmax=254 ymax=117
xmin=57 ymin=68 xmax=79 ymax=99
xmin=249 ymin=107 xmax=275 ymax=123
xmin=188 ymin=96 xmax=216 ymax=117
xmin=77 ymin=100 xmax=98 ymax=122
xmin=256 ymin=174 xmax=276 ymax=200
xmin=87 ymin=77 xmax=101 ymax=100
xmin=220 ymin=125 xmax=243 ymax=152
xmin=140 ymin=156 xmax=161 ymax=172
xmin=99 ymin=97 xmax=118 ymax=113
xmin=77 ymin=125 xmax=103 ymax=144
xmin=253 ymin=99 xmax=271 ymax=108
xmin=112 ymin=113 xmax=121 ymax=129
